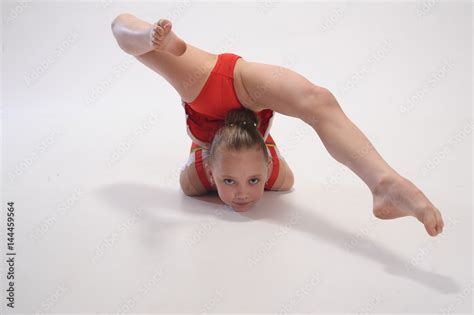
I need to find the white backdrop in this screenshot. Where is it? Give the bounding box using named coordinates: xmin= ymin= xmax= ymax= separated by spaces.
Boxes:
xmin=1 ymin=0 xmax=472 ymax=314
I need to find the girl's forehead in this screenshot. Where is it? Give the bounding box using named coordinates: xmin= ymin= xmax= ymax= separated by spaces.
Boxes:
xmin=214 ymin=158 xmax=266 ymax=176
xmin=216 ymin=149 xmax=263 ymax=163
xmin=208 ymin=146 xmax=267 ymax=171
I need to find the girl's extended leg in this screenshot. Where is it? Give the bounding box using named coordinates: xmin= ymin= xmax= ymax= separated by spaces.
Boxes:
xmin=236 ymin=60 xmax=444 ymax=237
xmin=111 ymin=13 xmax=218 ymax=104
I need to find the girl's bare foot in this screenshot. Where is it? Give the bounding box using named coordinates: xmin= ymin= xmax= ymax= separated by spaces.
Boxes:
xmin=372 ymin=174 xmax=445 ymax=237
xmin=150 ymin=18 xmax=186 ymax=56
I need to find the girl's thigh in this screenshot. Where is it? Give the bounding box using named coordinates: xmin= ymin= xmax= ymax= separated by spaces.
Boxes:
xmin=236 ymin=58 xmax=325 ymax=123
xmin=135 ymin=43 xmax=218 ymax=104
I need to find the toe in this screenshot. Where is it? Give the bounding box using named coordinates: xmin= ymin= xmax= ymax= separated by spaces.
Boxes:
xmin=437 ymin=218 xmax=443 ymax=234
xmin=434 ymin=208 xmax=444 ymax=234
xmin=158 ymin=18 xmax=171 ymax=29
xmin=438 ymin=209 xmax=444 ymax=230
xmin=156 ymin=26 xmax=164 ymax=36
xmin=427 ymin=224 xmax=437 ymax=236
xmin=424 ymin=215 xmax=438 ymax=236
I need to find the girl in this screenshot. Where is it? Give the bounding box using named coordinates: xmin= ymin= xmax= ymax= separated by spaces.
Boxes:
xmin=111 ymin=13 xmax=444 ymax=236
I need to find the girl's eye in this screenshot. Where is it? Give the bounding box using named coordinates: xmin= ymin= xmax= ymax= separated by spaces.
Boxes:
xmin=223 ymin=178 xmax=259 ymax=185
xmin=249 ymin=178 xmax=259 ymax=185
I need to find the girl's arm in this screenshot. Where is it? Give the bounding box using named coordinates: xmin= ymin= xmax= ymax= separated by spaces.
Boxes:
xmin=111 ymin=13 xmax=155 ymax=56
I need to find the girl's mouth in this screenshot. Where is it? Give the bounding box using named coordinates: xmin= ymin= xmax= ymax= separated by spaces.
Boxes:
xmin=234 ymin=201 xmax=251 ymax=206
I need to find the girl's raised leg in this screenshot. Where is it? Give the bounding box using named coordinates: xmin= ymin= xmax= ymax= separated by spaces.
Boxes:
xmin=236 ymin=60 xmax=445 ymax=237
xmin=111 ymin=13 xmax=218 ymax=103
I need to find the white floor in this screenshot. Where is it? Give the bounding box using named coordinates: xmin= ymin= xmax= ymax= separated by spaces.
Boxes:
xmin=2 ymin=1 xmax=472 ymax=314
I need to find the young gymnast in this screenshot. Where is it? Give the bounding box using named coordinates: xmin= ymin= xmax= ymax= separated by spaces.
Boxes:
xmin=111 ymin=13 xmax=445 ymax=236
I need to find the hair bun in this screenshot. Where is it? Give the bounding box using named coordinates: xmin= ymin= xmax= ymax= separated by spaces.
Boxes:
xmin=228 ymin=121 xmax=257 ymax=128
xmin=225 ymin=108 xmax=259 ymax=129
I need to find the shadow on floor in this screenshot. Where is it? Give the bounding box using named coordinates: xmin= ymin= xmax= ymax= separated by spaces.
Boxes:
xmin=97 ymin=181 xmax=461 ymax=294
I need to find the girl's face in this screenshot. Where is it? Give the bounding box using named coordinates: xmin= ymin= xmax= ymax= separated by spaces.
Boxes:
xmin=205 ymin=146 xmax=272 ymax=212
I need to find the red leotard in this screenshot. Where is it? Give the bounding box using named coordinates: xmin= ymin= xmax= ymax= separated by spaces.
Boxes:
xmin=182 ymin=53 xmax=282 ymax=191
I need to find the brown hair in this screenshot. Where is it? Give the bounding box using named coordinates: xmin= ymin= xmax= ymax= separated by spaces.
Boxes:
xmin=208 ymin=108 xmax=270 ymax=165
